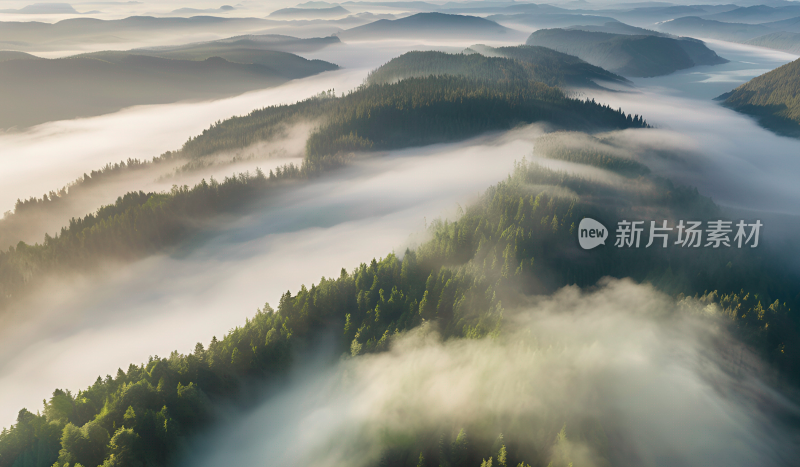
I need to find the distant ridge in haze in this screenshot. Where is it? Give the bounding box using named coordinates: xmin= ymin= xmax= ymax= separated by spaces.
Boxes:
xmin=135 ymin=34 xmax=341 ymax=56
xmin=337 ymin=12 xmax=522 ymax=41
xmin=745 ymin=31 xmax=800 ymax=54
xmin=704 ymin=5 xmax=800 ymax=24
xmin=0 ymin=2 xmax=87 ymax=14
xmin=0 ymin=50 xmax=338 ymax=129
xmin=658 ymin=16 xmax=775 ymax=42
xmin=526 ymin=28 xmax=727 ymax=78
xmin=268 ymin=6 xmax=351 ymax=19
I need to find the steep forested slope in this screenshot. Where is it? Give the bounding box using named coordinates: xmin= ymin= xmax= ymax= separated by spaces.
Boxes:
xmin=718 ymin=57 xmax=800 ymax=136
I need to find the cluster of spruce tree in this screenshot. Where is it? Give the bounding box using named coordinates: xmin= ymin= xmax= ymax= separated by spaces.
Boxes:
xmin=1 ymin=162 xmax=797 ymax=467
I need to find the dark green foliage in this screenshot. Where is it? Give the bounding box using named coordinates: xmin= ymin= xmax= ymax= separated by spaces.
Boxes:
xmin=306 ymin=77 xmax=646 ymax=166
xmin=175 ymin=76 xmax=647 ymax=167
xmin=1 ymin=161 xmax=798 ymax=467
xmin=719 ymin=57 xmax=800 ymax=137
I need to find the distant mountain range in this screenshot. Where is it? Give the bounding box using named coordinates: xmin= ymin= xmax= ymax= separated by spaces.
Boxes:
xmin=704 ymin=4 xmax=800 ymax=24
xmin=745 ymin=31 xmax=800 ymax=53
xmin=487 ymin=13 xmax=621 ymax=29
xmin=658 ymin=17 xmax=776 ymax=41
xmin=135 ymin=34 xmax=341 ymax=56
xmin=526 ymin=28 xmax=727 ymax=78
xmin=657 ymin=15 xmax=800 ymax=55
xmin=567 ymin=22 xmax=670 ymax=37
xmin=718 ymin=57 xmax=800 ymax=137
xmin=337 ymin=12 xmax=523 ymax=40
xmin=0 ymin=42 xmax=338 ymax=129
xmin=0 ymin=2 xmax=95 ymax=14
xmin=0 ymin=16 xmax=275 ymax=52
xmin=268 ymin=6 xmax=351 ymax=19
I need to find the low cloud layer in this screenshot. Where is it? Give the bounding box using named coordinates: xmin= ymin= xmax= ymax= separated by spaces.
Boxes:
xmin=0 ymin=125 xmax=548 ymax=427
xmin=583 ymin=40 xmax=800 ymax=217
xmin=180 ymin=278 xmax=800 ymax=467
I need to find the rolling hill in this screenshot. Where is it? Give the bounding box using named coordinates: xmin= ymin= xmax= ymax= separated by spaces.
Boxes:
xmin=718 ymin=57 xmax=800 ymax=137
xmin=525 ymin=28 xmax=727 ymax=78
xmin=657 ymin=16 xmax=775 ymax=42
xmin=366 ymin=47 xmax=628 ymax=89
xmin=0 ymin=51 xmax=338 ymax=129
xmin=133 ymin=34 xmax=342 ymax=59
xmin=745 ymin=31 xmax=800 ymax=54
xmin=337 ymin=12 xmax=522 ymax=41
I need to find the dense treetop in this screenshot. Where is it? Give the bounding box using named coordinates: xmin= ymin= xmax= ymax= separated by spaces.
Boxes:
xmin=1 ymin=156 xmax=797 ymax=467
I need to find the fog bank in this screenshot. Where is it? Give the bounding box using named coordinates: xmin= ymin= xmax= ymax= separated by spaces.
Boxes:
xmin=0 ymin=125 xmax=551 ymax=427
xmin=180 ymin=278 xmax=800 ymax=467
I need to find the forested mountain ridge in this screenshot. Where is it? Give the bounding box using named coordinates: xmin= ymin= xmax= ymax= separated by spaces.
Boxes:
xmin=175 ymin=74 xmax=647 ymax=165
xmin=718 ymin=57 xmax=800 ymax=137
xmin=1 ymin=158 xmax=796 ymax=467
xmin=0 ymin=75 xmax=648 ymax=274
xmin=526 ymin=28 xmax=727 ymax=77
xmin=366 ymin=48 xmax=629 ymax=89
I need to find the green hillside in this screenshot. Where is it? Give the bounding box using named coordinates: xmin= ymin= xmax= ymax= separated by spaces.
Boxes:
xmin=526 ymin=28 xmax=727 ymax=77
xmin=718 ymin=57 xmax=800 ymax=137
xmin=1 ymin=157 xmax=796 ymax=467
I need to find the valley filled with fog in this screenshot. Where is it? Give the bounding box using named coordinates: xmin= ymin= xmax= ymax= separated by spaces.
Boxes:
xmin=2 ymin=2 xmax=800 ymax=466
